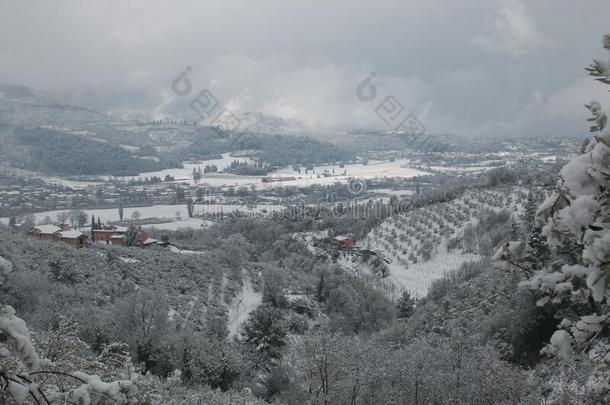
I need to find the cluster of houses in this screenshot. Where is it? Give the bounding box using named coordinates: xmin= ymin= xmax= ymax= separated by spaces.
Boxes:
xmin=31 ymin=224 xmax=89 ymax=248
xmin=0 ymin=175 xmax=187 ymax=219
xmin=91 ymin=225 xmax=157 ymax=247
xmin=30 ymin=224 xmax=156 ymax=248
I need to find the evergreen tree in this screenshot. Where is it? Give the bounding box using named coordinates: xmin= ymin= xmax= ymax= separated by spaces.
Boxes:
xmin=192 ymin=168 xmax=201 ymax=182
xmin=118 ymin=202 xmax=124 ymax=222
xmin=180 ymin=341 xmax=193 ymax=385
xmin=8 ymin=217 xmax=16 ymax=228
xmin=524 ymin=226 xmax=550 ymax=270
xmin=523 ymin=191 xmax=537 ymax=230
xmin=90 ymin=214 xmax=96 ymax=241
xmin=186 ymin=198 xmax=194 ymax=218
xmin=396 ymin=290 xmax=415 ymax=319
xmin=498 ymin=34 xmax=610 ymax=367
xmin=242 ymin=304 xmax=286 ymax=361
xmin=125 ymin=223 xmax=139 ymax=247
xmin=510 ymin=222 xmax=521 ymax=241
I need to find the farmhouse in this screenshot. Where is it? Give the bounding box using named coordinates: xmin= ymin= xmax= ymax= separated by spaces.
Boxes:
xmin=334 ymin=235 xmax=355 ymax=250
xmin=31 ymin=225 xmax=61 ymax=240
xmin=58 ymin=230 xmax=88 ymax=248
xmin=30 ymin=224 xmax=87 ymax=248
xmin=92 ymin=229 xmax=115 ymax=243
xmin=93 ymin=225 xmax=152 ymax=247
xmin=93 ymin=226 xmax=127 ymax=244
xmin=111 ymin=234 xmax=125 ymax=246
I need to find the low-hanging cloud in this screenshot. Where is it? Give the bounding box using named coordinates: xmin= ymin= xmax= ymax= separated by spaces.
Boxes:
xmin=1 ymin=0 xmax=609 ymax=137
xmin=474 ymin=0 xmax=558 ymax=57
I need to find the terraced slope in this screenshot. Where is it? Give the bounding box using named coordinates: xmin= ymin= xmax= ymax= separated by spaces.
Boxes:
xmin=348 ymin=186 xmax=549 ymax=297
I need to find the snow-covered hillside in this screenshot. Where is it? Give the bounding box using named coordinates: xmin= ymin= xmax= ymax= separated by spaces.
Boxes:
xmin=348 ymin=186 xmax=548 ymax=297
xmin=0 ymin=84 xmax=109 ymax=128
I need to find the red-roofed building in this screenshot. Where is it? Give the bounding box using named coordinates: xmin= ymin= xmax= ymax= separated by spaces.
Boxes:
xmin=334 ymin=235 xmax=355 ymax=250
xmin=31 ymin=225 xmax=61 ymax=240
xmin=58 ymin=230 xmax=88 ymax=248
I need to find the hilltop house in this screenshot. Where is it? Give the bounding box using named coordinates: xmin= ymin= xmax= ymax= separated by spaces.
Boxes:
xmin=31 ymin=225 xmax=61 ymax=240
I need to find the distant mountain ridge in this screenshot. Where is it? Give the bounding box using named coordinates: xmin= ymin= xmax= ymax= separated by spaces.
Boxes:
xmin=0 ymin=83 xmax=110 ymax=129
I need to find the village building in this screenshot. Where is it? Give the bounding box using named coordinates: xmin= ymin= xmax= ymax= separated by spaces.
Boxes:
xmin=58 ymin=230 xmax=88 ymax=248
xmin=31 ymin=225 xmax=61 ymax=240
xmin=334 ymin=235 xmax=355 ymax=250
xmin=93 ymin=226 xmax=127 ymax=244
xmin=30 ymin=225 xmax=87 ymax=248
xmin=92 ymin=229 xmax=116 ymax=243
xmin=92 ymin=225 xmax=152 ymax=247
xmin=29 ymin=221 xmax=157 ymax=249
xmin=110 ymin=234 xmax=125 ymax=246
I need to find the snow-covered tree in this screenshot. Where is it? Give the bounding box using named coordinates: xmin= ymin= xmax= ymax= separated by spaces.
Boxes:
xmin=396 ymin=290 xmax=416 ymax=319
xmin=125 ymin=223 xmax=139 ymax=247
xmin=497 ymin=35 xmax=610 ymax=372
xmin=0 ymin=257 xmax=139 ymax=404
xmin=524 ymin=225 xmax=550 ymax=271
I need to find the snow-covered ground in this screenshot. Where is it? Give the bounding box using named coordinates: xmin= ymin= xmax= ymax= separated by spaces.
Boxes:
xmin=117 ymin=256 xmax=140 ymax=264
xmin=427 ymin=165 xmax=499 ymax=173
xmin=343 ymin=186 xmax=537 ymax=298
xmin=227 ymin=277 xmax=262 ymax=337
xmin=0 ymin=203 xmax=286 ymax=226
xmin=143 ymin=218 xmax=214 ymax=231
xmin=119 ymin=153 xmax=254 ymax=183
xmin=127 ymin=157 xmax=428 ymax=189
xmin=168 ymin=246 xmax=206 ymax=255
xmin=267 ymin=159 xmax=427 ymax=188
xmin=384 ymin=246 xmax=479 ymax=299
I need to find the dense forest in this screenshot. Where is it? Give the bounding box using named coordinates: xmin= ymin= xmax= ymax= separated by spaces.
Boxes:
xmin=184 ymin=130 xmax=355 ymax=166
xmin=0 ymin=126 xmax=178 ymax=176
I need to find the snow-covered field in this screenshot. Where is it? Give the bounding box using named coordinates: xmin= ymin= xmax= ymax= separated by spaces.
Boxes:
xmin=268 ymin=159 xmax=427 ymax=188
xmin=120 ymin=153 xmax=254 ymax=183
xmin=129 ymin=157 xmax=428 ymax=189
xmin=227 ymin=277 xmax=262 ymax=337
xmin=427 ymin=165 xmax=500 ymax=173
xmin=0 ymin=203 xmax=285 ymax=227
xmin=346 ymin=186 xmax=537 ymax=297
xmin=384 ymin=246 xmax=479 ymax=298
xmin=143 ymin=218 xmax=214 ymax=231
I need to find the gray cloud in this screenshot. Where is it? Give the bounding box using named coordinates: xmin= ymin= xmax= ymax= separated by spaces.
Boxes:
xmin=1 ymin=0 xmax=609 ymax=137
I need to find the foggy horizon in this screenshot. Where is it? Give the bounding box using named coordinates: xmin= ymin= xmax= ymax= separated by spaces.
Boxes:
xmin=2 ymin=0 xmax=610 ymax=136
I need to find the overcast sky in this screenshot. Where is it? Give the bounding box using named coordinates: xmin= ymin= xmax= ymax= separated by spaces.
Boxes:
xmin=1 ymin=0 xmax=609 ymax=136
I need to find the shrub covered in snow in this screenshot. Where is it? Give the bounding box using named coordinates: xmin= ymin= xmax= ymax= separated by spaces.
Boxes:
xmin=0 ymin=301 xmax=139 ymax=404
xmin=496 ymin=35 xmax=610 ymax=392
